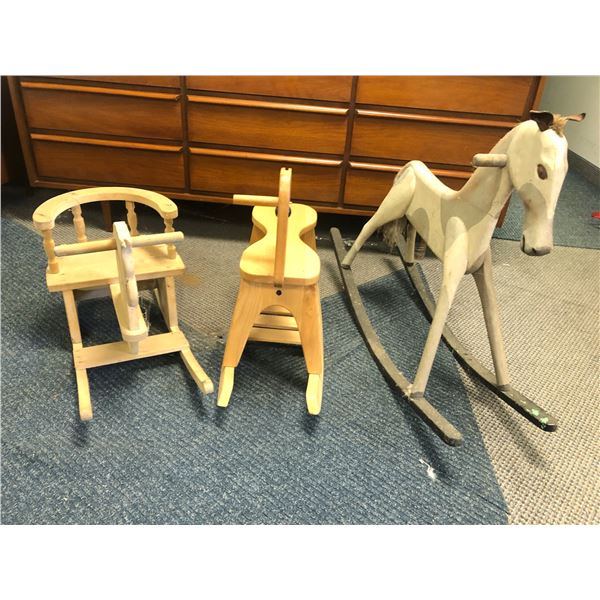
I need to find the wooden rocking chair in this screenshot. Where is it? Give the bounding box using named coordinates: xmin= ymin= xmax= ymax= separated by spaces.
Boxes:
xmin=217 ymin=168 xmax=324 ymax=415
xmin=32 ymin=187 xmax=213 ymax=420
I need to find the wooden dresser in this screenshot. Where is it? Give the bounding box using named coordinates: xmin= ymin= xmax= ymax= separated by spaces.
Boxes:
xmin=8 ymin=76 xmax=544 ymax=216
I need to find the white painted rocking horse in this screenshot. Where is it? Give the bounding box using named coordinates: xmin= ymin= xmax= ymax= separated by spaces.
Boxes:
xmin=332 ymin=110 xmax=585 ymax=445
xmin=33 ymin=187 xmax=213 ymax=420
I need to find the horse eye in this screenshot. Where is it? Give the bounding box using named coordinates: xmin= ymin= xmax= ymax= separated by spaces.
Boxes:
xmin=537 ymin=164 xmax=548 ymax=180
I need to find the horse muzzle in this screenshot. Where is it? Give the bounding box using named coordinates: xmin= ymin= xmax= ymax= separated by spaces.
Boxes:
xmin=520 ymin=237 xmax=552 ymax=256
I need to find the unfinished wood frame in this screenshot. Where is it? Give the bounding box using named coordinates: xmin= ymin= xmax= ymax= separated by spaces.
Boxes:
xmin=217 ymin=168 xmax=324 ymax=415
xmin=32 ymin=186 xmax=213 ymax=420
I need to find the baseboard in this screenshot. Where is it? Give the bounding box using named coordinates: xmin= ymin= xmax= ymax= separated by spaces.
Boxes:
xmin=569 ymin=150 xmax=600 ymax=187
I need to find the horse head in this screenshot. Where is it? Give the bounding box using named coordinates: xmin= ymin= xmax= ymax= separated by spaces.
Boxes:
xmin=506 ymin=110 xmax=585 ymax=256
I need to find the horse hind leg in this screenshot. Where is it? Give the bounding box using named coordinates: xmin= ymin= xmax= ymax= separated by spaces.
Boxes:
xmin=341 ymin=210 xmax=390 ymax=268
xmin=341 ymin=170 xmax=415 ymax=268
xmin=403 ymin=222 xmax=418 ymax=265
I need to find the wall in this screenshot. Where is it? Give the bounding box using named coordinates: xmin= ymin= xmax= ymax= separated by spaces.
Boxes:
xmin=540 ymin=76 xmax=600 ymax=167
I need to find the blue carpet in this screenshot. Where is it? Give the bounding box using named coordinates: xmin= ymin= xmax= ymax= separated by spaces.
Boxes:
xmin=494 ymin=170 xmax=600 ymax=249
xmin=1 ymin=217 xmax=507 ymax=524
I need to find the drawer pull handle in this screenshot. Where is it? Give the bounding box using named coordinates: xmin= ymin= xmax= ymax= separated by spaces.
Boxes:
xmin=350 ymin=161 xmax=471 ymax=180
xmin=31 ymin=133 xmax=182 ymax=153
xmin=187 ymin=95 xmax=348 ymax=116
xmin=190 ymin=147 xmax=342 ymax=166
xmin=356 ymin=109 xmax=514 ymax=129
xmin=21 ymin=81 xmax=180 ymax=101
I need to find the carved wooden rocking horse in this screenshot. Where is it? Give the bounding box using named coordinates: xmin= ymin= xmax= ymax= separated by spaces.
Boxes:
xmin=217 ymin=168 xmax=324 ymax=414
xmin=33 ymin=187 xmax=213 ymax=420
xmin=331 ymin=110 xmax=585 ymax=445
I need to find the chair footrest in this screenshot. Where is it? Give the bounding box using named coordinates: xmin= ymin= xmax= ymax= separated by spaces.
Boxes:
xmin=74 ymin=331 xmax=188 ymax=369
xmin=248 ymin=327 xmax=301 ymax=345
xmin=254 ymin=313 xmax=298 ymax=331
xmin=248 ymin=310 xmax=301 ymax=345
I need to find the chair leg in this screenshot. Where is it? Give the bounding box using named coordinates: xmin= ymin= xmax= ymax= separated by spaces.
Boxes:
xmin=62 ymin=290 xmax=94 ymax=420
xmin=74 ymin=358 xmax=93 ymax=421
xmin=62 ymin=290 xmax=82 ymax=345
xmin=156 ymin=276 xmax=179 ymax=330
xmin=217 ymin=279 xmax=267 ymax=407
xmin=290 ymin=284 xmax=324 ymax=415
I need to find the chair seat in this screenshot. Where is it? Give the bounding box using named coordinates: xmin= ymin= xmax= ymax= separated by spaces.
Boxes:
xmin=239 ymin=203 xmax=320 ymax=285
xmin=46 ymin=244 xmax=185 ymax=292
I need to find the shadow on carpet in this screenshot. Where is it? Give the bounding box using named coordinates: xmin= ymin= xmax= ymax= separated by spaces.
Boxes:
xmin=494 ymin=170 xmax=600 ymax=249
xmin=1 ymin=217 xmax=507 ymax=524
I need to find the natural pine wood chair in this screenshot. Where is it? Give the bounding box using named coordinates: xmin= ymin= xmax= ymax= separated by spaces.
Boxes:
xmin=32 ymin=187 xmax=213 ymax=420
xmin=217 ymin=168 xmax=324 ymax=414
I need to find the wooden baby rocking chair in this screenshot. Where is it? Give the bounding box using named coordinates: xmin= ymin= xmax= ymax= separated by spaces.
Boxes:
xmin=217 ymin=168 xmax=324 ymax=415
xmin=33 ymin=187 xmax=213 ymax=420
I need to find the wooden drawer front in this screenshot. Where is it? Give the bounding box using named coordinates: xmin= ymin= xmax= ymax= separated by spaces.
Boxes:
xmin=345 ymin=163 xmax=469 ymax=207
xmin=187 ymin=98 xmax=348 ymax=155
xmin=352 ymin=112 xmax=508 ymax=167
xmin=22 ymin=85 xmax=182 ymax=140
xmin=32 ymin=137 xmax=184 ymax=189
xmin=57 ymin=76 xmax=181 ymax=87
xmin=190 ymin=150 xmax=341 ymax=203
xmin=187 ymin=76 xmax=353 ymax=102
xmin=357 ymin=76 xmax=536 ymax=117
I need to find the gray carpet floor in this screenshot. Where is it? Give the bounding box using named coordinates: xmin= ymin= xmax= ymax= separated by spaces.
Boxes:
xmin=1 ymin=182 xmax=599 ymax=524
xmin=2 ymin=215 xmax=510 ymax=524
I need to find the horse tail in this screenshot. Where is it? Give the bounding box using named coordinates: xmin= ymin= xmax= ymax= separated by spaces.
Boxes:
xmin=380 ymin=164 xmax=411 ymax=249
xmin=381 ymin=217 xmax=406 ymax=249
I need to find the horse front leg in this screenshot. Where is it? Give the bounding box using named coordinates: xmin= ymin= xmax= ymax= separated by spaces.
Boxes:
xmin=411 ymin=219 xmax=468 ymax=398
xmin=472 ymin=249 xmax=510 ymax=388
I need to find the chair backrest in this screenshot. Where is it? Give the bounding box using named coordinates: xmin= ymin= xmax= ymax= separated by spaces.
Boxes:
xmin=232 ymin=167 xmax=294 ymax=287
xmin=32 ymin=187 xmax=180 ymax=274
xmin=32 ymin=186 xmax=178 ymax=231
xmin=273 ymin=168 xmax=291 ymax=287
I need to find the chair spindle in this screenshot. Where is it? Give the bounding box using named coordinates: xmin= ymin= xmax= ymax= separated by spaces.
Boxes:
xmin=164 ymin=217 xmax=177 ymax=259
xmin=126 ymin=201 xmax=139 ymax=236
xmin=71 ymin=204 xmax=88 ymax=243
xmin=42 ymin=229 xmax=60 ymax=273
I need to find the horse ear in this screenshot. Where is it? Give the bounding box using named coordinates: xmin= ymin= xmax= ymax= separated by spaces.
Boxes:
xmin=529 ymin=110 xmax=555 ymax=132
xmin=565 ymin=113 xmax=586 ymax=122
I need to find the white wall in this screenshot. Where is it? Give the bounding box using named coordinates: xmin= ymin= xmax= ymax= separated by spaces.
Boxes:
xmin=539 ymin=76 xmax=600 ymax=167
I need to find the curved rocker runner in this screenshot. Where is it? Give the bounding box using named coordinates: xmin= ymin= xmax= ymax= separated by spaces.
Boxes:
xmin=331 ymin=110 xmax=585 ymax=445
xmin=395 ymin=235 xmax=557 ymax=433
xmin=331 ymin=228 xmax=463 ymax=446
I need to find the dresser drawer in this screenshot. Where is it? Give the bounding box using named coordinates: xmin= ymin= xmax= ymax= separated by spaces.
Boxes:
xmin=187 ymin=96 xmax=348 ymax=155
xmin=357 ymin=76 xmax=537 ymax=117
xmin=21 ymin=82 xmax=182 ymax=140
xmin=32 ymin=135 xmax=184 ymax=189
xmin=58 ymin=76 xmax=181 ymax=87
xmin=187 ymin=76 xmax=353 ymax=102
xmin=190 ymin=149 xmax=342 ymax=204
xmin=351 ymin=110 xmax=510 ymax=167
xmin=344 ymin=162 xmax=469 ymax=207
